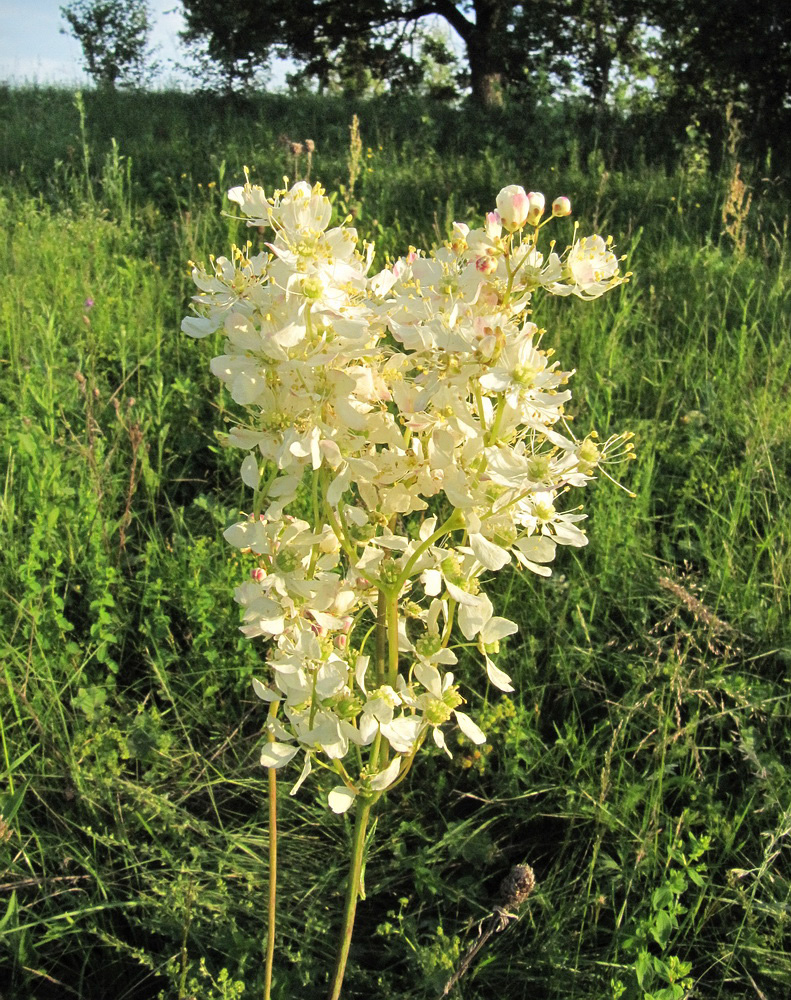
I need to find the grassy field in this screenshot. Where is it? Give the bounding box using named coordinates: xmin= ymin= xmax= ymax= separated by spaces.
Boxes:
xmin=1 ymin=87 xmax=790 ymax=1000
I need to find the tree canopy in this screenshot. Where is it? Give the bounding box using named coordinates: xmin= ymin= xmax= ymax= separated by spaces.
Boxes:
xmin=61 ymin=0 xmax=790 ymax=148
xmin=61 ymin=0 xmax=157 ymax=89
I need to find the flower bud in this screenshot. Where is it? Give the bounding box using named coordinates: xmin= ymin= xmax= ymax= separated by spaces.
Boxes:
xmin=251 ymin=567 xmax=266 ymax=583
xmin=552 ymin=196 xmax=571 ymax=217
xmin=484 ymin=211 xmax=502 ymax=238
xmin=301 ymin=274 xmax=325 ymax=300
xmin=526 ymin=191 xmax=545 ymax=226
xmin=380 ymin=557 xmax=402 ymax=585
xmin=527 ymin=454 xmax=552 ymax=482
xmin=475 ymin=255 xmax=497 ymax=275
xmin=495 ymin=185 xmax=530 ymax=230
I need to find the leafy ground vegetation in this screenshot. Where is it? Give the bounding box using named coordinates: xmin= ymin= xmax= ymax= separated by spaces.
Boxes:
xmin=1 ymin=87 xmax=790 ymax=1000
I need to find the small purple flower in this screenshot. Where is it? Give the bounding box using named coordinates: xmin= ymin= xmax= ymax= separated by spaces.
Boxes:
xmin=84 ymin=297 xmax=95 ymax=310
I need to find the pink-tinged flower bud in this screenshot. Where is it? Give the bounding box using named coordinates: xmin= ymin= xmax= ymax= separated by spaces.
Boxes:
xmin=526 ymin=191 xmax=546 ymax=225
xmin=496 ymin=185 xmax=530 ymax=230
xmin=476 ymin=255 xmax=497 ymax=275
xmin=335 ymin=634 xmax=348 ymax=650
xmin=251 ymin=567 xmax=266 ymax=583
xmin=552 ymin=196 xmax=571 ymax=218
xmin=340 ymin=616 xmax=354 ymax=634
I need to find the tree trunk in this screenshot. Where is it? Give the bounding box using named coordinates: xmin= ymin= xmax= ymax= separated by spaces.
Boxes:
xmin=470 ymin=61 xmax=504 ymax=106
xmin=467 ymin=0 xmax=507 ymax=106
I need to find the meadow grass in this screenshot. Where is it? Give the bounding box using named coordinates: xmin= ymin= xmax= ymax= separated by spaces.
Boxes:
xmin=1 ymin=87 xmax=790 ymax=1000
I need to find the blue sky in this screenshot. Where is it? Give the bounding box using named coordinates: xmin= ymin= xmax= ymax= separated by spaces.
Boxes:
xmin=1 ymin=0 xmax=205 ymax=87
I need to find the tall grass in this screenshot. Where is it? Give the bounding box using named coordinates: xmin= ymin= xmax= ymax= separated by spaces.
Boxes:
xmin=1 ymin=86 xmax=790 ymax=1000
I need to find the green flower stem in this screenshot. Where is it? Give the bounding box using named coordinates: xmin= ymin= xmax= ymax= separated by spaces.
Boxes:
xmin=373 ymin=592 xmax=392 ymax=771
xmin=375 ymin=589 xmax=388 ymax=686
xmin=485 ymin=394 xmax=507 ymax=446
xmin=503 ymin=250 xmax=516 ymax=307
xmin=322 ymin=496 xmax=384 ymax=592
xmin=474 ymin=382 xmax=488 ymax=433
xmin=264 ymin=701 xmax=279 ymax=1000
xmin=253 ymin=463 xmax=279 ymax=518
xmin=386 ymin=590 xmax=400 ymax=687
xmin=441 ymin=599 xmax=457 ymax=646
xmin=327 ymin=587 xmax=398 ymax=1000
xmin=327 ymin=797 xmax=373 ymax=1000
xmin=394 ymin=508 xmax=464 ymax=591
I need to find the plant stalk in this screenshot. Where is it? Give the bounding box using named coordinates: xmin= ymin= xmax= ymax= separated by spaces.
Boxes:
xmin=327 ymin=797 xmax=372 ymax=1000
xmin=375 ymin=588 xmax=387 ymax=686
xmin=264 ymin=704 xmax=279 ymax=1000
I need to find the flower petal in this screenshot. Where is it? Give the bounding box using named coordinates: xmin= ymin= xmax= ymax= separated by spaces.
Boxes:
xmin=328 ymin=786 xmax=357 ymax=814
xmin=369 ymin=756 xmax=402 ymax=791
xmin=260 ymin=742 xmax=299 ymax=769
xmin=432 ymin=726 xmax=452 ymax=758
xmin=289 ymin=753 xmax=312 ymax=795
xmin=481 ymin=617 xmax=519 ymax=643
xmin=241 ymin=453 xmax=260 ymax=489
xmin=252 ymin=678 xmax=280 ymax=702
xmin=458 ymin=592 xmax=494 ymax=640
xmin=470 ymin=532 xmax=511 ymax=570
xmin=485 ymin=657 xmax=515 ymax=693
xmin=455 ymin=710 xmax=487 ymax=745
xmin=414 ymin=662 xmax=442 ymax=698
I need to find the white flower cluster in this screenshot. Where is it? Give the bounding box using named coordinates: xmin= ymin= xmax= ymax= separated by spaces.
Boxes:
xmin=183 ymin=178 xmax=632 ymax=812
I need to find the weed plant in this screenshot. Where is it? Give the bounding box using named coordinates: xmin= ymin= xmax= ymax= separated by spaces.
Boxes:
xmin=0 ymin=87 xmax=790 ymax=1000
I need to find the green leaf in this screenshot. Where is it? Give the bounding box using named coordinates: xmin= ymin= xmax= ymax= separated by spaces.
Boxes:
xmin=636 ymin=950 xmax=652 ymax=988
xmin=650 ymin=909 xmax=675 ymax=948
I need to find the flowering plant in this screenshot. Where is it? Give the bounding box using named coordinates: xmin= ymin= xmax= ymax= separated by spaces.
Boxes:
xmin=183 ymin=177 xmax=632 ymax=997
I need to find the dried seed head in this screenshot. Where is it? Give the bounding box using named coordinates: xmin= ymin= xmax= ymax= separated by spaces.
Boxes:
xmin=290 ymin=142 xmax=304 ymax=157
xmin=497 ymin=864 xmax=536 ymax=910
xmin=305 ymin=139 xmax=315 ymax=153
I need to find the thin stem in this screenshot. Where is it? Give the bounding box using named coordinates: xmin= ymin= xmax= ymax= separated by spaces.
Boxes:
xmin=327 ymin=798 xmax=373 ymax=1000
xmin=386 ymin=591 xmax=400 ymax=687
xmin=394 ymin=508 xmax=463 ymax=591
xmin=474 ymin=382 xmax=488 ymax=433
xmin=254 ymin=463 xmax=279 ymax=518
xmin=485 ymin=395 xmax=507 ymax=446
xmin=375 ymin=591 xmax=390 ymax=771
xmin=375 ymin=589 xmax=387 ymax=686
xmin=321 ymin=478 xmax=385 ymax=591
xmin=264 ymin=701 xmax=279 ymax=1000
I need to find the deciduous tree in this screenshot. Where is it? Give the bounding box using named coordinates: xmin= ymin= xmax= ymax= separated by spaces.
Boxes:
xmin=61 ymin=0 xmax=157 ymax=89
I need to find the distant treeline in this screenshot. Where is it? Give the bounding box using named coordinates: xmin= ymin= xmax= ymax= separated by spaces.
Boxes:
xmin=56 ymin=0 xmax=791 ymax=157
xmin=1 ymin=87 xmax=787 ymax=211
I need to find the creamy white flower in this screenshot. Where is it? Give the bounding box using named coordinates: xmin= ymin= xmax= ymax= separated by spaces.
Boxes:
xmin=551 ymin=235 xmax=624 ymax=299
xmin=184 ymin=179 xmax=630 ymax=807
